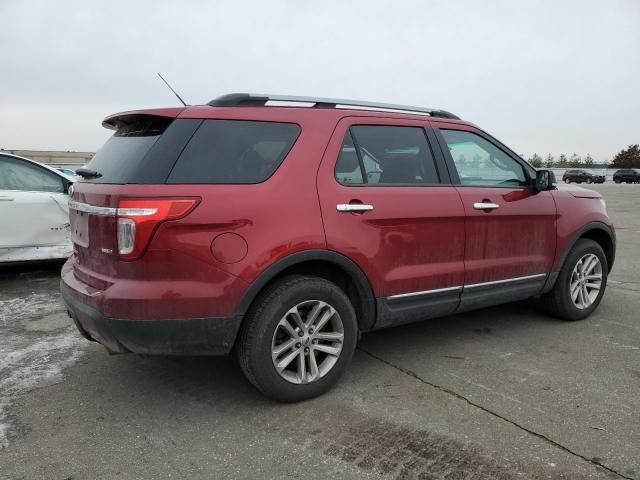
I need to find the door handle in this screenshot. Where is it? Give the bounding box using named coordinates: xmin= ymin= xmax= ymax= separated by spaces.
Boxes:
xmin=0 ymin=196 xmax=14 ymax=202
xmin=473 ymin=202 xmax=499 ymax=210
xmin=337 ymin=204 xmax=374 ymax=212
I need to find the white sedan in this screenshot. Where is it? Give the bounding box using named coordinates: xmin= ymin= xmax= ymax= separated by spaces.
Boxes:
xmin=0 ymin=153 xmax=75 ymax=263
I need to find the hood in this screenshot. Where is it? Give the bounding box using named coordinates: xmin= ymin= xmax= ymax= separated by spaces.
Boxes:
xmin=555 ymin=185 xmax=601 ymax=199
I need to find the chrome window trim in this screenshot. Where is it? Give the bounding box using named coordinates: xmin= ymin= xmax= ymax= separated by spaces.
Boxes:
xmin=386 ymin=273 xmax=548 ymax=300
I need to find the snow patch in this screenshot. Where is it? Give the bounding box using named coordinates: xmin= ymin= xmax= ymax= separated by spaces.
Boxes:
xmin=0 ymin=292 xmax=63 ymax=326
xmin=0 ymin=289 xmax=86 ymax=448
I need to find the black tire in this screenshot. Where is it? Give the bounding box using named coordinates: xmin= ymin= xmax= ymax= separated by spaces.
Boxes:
xmin=237 ymin=275 xmax=358 ymax=402
xmin=564 ymin=178 xmax=571 ymax=184
xmin=586 ymin=178 xmax=593 ymax=184
xmin=614 ymin=179 xmax=621 ymax=184
xmin=542 ymin=239 xmax=608 ymax=321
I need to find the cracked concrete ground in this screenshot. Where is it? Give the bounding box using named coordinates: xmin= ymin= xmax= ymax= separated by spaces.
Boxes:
xmin=1 ymin=184 xmax=639 ymax=480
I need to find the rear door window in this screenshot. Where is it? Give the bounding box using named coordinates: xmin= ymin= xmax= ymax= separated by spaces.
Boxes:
xmin=335 ymin=125 xmax=440 ymax=185
xmin=167 ymin=120 xmax=300 ymax=184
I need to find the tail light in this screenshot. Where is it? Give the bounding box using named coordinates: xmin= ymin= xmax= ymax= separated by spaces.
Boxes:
xmin=116 ymin=198 xmax=199 ymax=260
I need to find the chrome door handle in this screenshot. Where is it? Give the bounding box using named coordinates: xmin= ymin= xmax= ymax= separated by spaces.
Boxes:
xmin=0 ymin=196 xmax=14 ymax=202
xmin=473 ymin=202 xmax=499 ymax=210
xmin=337 ymin=204 xmax=374 ymax=212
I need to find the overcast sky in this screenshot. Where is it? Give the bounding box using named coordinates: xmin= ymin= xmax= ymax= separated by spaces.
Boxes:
xmin=1 ymin=0 xmax=638 ymax=160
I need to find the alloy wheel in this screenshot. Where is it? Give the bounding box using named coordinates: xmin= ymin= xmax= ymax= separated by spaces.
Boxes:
xmin=570 ymin=253 xmax=602 ymax=309
xmin=271 ymin=300 xmax=344 ymax=384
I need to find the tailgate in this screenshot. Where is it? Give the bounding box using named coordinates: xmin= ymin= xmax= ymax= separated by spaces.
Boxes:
xmin=69 ymin=183 xmax=120 ymax=279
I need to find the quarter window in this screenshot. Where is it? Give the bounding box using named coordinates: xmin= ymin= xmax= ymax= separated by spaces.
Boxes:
xmin=335 ymin=126 xmax=439 ymax=185
xmin=440 ymin=130 xmax=528 ymax=187
xmin=168 ymin=120 xmax=300 ymax=184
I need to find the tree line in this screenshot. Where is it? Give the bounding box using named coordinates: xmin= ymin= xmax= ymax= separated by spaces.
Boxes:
xmin=527 ymin=144 xmax=640 ymax=169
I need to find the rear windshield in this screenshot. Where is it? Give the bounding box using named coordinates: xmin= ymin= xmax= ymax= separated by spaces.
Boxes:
xmin=82 ymin=116 xmax=202 ymax=184
xmin=83 ymin=117 xmax=300 ymax=184
xmin=167 ymin=120 xmax=300 ymax=184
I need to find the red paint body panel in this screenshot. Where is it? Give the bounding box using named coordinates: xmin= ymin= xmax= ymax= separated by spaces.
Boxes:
xmin=316 ymin=116 xmax=465 ymax=296
xmin=551 ymin=187 xmax=611 ymax=271
xmin=455 ymin=186 xmax=557 ymax=284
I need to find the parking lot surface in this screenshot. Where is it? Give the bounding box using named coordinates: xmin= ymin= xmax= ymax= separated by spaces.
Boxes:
xmin=1 ymin=184 xmax=639 ymax=480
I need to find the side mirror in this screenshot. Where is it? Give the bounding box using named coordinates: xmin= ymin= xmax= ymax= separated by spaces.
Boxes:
xmin=535 ymin=170 xmax=555 ymax=191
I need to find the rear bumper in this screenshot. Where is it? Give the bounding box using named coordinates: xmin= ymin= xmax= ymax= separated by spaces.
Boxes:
xmin=61 ymin=279 xmax=242 ymax=356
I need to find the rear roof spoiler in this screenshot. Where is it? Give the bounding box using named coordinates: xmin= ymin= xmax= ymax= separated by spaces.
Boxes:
xmin=102 ymin=107 xmax=186 ymax=130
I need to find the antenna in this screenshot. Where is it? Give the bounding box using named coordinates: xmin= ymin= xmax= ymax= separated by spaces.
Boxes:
xmin=157 ymin=73 xmax=188 ymax=106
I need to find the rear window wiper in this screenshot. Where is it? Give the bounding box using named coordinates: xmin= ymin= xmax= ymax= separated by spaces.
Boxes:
xmin=76 ymin=167 xmax=102 ymax=179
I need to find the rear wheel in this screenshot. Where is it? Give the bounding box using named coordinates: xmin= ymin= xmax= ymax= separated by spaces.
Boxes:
xmin=542 ymin=239 xmax=607 ymax=321
xmin=237 ymin=275 xmax=358 ymax=402
xmin=586 ymin=178 xmax=593 ymax=184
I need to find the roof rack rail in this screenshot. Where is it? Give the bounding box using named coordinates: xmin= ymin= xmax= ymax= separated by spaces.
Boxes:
xmin=207 ymin=93 xmax=461 ymax=120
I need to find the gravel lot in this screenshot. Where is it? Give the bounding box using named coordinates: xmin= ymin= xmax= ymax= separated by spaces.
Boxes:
xmin=1 ymin=184 xmax=639 ymax=480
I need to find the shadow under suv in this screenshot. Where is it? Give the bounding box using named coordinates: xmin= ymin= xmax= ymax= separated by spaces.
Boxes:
xmin=61 ymin=93 xmax=616 ymax=401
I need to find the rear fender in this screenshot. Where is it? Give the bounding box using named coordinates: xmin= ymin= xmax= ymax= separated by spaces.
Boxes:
xmin=234 ymin=249 xmax=377 ymax=331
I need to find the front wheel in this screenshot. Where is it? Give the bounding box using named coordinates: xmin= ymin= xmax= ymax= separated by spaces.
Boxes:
xmin=237 ymin=275 xmax=358 ymax=402
xmin=614 ymin=179 xmax=621 ymax=184
xmin=564 ymin=178 xmax=571 ymax=184
xmin=542 ymin=239 xmax=608 ymax=321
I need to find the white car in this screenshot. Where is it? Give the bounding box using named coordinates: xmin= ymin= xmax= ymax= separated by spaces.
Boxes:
xmin=0 ymin=153 xmax=75 ymax=263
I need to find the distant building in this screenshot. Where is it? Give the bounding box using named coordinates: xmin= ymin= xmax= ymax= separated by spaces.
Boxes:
xmin=0 ymin=149 xmax=94 ymax=166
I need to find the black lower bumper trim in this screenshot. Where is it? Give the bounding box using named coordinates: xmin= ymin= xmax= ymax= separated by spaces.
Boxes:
xmin=61 ymin=283 xmax=241 ymax=356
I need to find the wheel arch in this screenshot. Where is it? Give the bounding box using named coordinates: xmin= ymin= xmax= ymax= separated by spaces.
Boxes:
xmin=234 ymin=250 xmax=377 ymax=331
xmin=543 ymin=222 xmax=615 ymax=293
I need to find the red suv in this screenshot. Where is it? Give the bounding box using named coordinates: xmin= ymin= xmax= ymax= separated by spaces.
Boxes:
xmin=61 ymin=93 xmax=615 ymax=401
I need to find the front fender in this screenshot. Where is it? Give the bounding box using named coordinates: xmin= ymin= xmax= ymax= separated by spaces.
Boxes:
xmin=542 ymin=221 xmax=615 ymax=293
